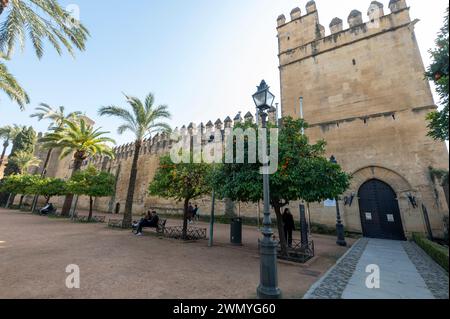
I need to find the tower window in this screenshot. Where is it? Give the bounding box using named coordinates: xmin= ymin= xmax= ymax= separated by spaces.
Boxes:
xmin=352 ymin=59 xmax=356 ymax=65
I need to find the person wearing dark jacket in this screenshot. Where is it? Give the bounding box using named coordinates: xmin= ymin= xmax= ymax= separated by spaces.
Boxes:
xmin=282 ymin=208 xmax=296 ymax=248
xmin=134 ymin=211 xmax=159 ymax=236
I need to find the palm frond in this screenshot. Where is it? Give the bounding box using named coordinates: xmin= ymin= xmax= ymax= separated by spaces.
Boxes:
xmin=0 ymin=0 xmax=90 ymax=59
xmin=0 ymin=59 xmax=29 ymax=109
xmin=98 ymin=93 xmax=172 ymax=142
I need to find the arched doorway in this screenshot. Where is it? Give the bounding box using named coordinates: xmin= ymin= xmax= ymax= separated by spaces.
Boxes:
xmin=358 ymin=179 xmax=406 ymax=240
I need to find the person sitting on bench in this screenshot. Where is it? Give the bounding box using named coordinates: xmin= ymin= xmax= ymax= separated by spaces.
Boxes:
xmin=40 ymin=203 xmax=55 ymax=215
xmin=134 ymin=211 xmax=159 ymax=236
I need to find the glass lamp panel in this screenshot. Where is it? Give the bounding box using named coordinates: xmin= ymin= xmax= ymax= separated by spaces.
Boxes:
xmin=253 ymin=91 xmax=266 ymax=108
xmin=266 ymin=91 xmax=275 ymax=107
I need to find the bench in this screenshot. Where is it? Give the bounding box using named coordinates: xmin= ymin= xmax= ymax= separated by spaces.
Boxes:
xmin=73 ymin=215 xmax=106 ymax=223
xmin=132 ymin=219 xmax=167 ymax=235
xmin=164 ymin=226 xmax=207 ymax=240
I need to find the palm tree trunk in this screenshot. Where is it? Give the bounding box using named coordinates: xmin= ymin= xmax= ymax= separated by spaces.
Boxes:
xmin=0 ymin=141 xmax=8 ymax=167
xmin=40 ymin=149 xmax=53 ymax=177
xmin=274 ymin=203 xmax=288 ymax=256
xmin=88 ymin=196 xmax=93 ymax=222
xmin=123 ymin=141 xmax=141 ymax=228
xmin=61 ymin=157 xmax=83 ymax=216
xmin=31 ymin=148 xmax=53 ymax=213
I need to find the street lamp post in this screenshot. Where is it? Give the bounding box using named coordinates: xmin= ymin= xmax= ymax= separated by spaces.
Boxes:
xmin=253 ymin=80 xmax=282 ymax=299
xmin=330 ymin=156 xmax=347 ymax=247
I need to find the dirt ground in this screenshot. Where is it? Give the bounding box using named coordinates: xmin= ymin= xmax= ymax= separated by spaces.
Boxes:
xmin=0 ymin=208 xmax=353 ymax=299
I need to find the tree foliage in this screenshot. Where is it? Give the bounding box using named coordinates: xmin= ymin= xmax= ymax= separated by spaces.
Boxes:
xmin=67 ymin=165 xmax=115 ymax=220
xmin=0 ymin=0 xmax=90 ymax=59
xmin=8 ymin=150 xmax=41 ymax=173
xmin=0 ymin=124 xmax=23 ymax=164
xmin=149 ymin=154 xmax=212 ymax=237
xmin=426 ymin=7 xmax=449 ymax=141
xmin=3 ymin=126 xmax=36 ymax=176
xmin=68 ymin=166 xmax=115 ymax=198
xmin=28 ymin=176 xmax=66 ymax=203
xmin=211 ymin=117 xmax=351 ymax=254
xmin=0 ymin=57 xmax=29 ymax=108
xmin=0 ymin=173 xmax=40 ymax=195
xmin=39 ymin=118 xmax=115 ymax=162
xmin=39 ymin=118 xmax=115 ymax=216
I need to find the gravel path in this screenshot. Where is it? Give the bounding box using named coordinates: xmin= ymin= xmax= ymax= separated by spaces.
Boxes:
xmin=0 ymin=208 xmax=351 ymax=299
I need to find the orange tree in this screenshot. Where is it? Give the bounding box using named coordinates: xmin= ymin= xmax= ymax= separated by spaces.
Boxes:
xmin=148 ymin=154 xmax=212 ymax=239
xmin=211 ymin=117 xmax=351 ymax=255
xmin=67 ymin=166 xmax=115 ymax=221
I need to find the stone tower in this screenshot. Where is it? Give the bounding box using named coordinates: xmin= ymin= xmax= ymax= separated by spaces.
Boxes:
xmin=277 ymin=0 xmax=449 ymax=238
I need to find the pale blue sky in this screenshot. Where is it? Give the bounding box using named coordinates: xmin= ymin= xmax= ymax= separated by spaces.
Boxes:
xmin=0 ymin=0 xmax=448 ymax=148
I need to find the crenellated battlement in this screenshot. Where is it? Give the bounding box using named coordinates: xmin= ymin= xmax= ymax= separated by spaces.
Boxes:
xmin=277 ymin=0 xmax=410 ymax=64
xmin=83 ymin=108 xmax=278 ymax=167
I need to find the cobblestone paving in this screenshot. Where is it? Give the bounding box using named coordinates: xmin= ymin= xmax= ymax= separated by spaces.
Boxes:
xmin=303 ymin=238 xmax=369 ymax=299
xmin=403 ymin=241 xmax=449 ymax=300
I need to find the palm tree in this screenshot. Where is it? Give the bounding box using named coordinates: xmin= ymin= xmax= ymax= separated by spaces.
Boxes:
xmin=39 ymin=118 xmax=115 ymax=216
xmin=98 ymin=93 xmax=171 ymax=228
xmin=0 ymin=58 xmax=29 ymax=109
xmin=8 ymin=150 xmax=40 ymax=174
xmin=30 ymin=103 xmax=81 ymax=176
xmin=0 ymin=124 xmax=23 ymax=166
xmin=29 ymin=103 xmax=81 ymax=212
xmin=0 ymin=0 xmax=90 ymax=59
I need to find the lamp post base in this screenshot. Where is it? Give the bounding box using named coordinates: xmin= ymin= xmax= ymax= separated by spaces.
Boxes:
xmin=257 ymin=285 xmax=282 ymax=300
xmin=336 ymin=223 xmax=347 ymax=247
xmin=257 ymin=237 xmax=282 ymax=299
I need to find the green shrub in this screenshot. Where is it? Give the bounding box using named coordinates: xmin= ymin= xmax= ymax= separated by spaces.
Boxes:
xmin=412 ymin=233 xmax=449 ymax=273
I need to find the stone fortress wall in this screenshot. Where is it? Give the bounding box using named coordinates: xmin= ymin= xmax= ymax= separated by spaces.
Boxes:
xmin=21 ymin=0 xmax=449 ymax=238
xmin=277 ymin=0 xmax=449 ymax=237
xmin=32 ymin=111 xmax=278 ymax=222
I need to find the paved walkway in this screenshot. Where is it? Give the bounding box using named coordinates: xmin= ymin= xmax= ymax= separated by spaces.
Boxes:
xmin=304 ymin=238 xmax=449 ymax=299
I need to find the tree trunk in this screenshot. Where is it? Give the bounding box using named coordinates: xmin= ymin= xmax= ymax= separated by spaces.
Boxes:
xmin=40 ymin=149 xmax=53 ymax=177
xmin=123 ymin=141 xmax=141 ymax=228
xmin=31 ymin=148 xmax=53 ymax=213
xmin=0 ymin=141 xmax=8 ymax=166
xmin=88 ymin=196 xmax=93 ymax=222
xmin=182 ymin=198 xmax=190 ymax=240
xmin=61 ymin=157 xmax=83 ymax=216
xmin=273 ymin=203 xmax=288 ymax=256
xmin=19 ymin=195 xmax=24 ymax=209
xmin=443 ymin=179 xmax=449 ymax=211
xmin=5 ymin=193 xmax=12 ymax=208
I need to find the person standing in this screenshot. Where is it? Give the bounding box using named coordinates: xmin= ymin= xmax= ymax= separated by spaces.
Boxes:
xmin=193 ymin=204 xmax=199 ymax=221
xmin=187 ymin=203 xmax=194 ymax=224
xmin=282 ymin=208 xmax=296 ymax=248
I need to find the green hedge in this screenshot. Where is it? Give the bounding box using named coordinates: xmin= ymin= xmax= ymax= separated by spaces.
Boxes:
xmin=412 ymin=233 xmax=449 ymax=273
